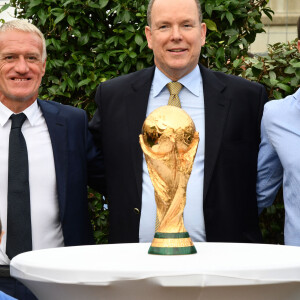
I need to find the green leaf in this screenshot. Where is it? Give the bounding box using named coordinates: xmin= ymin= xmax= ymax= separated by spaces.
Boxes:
xmin=270 ymin=78 xmax=278 ymax=86
xmin=123 ymin=11 xmax=131 ymax=23
xmin=129 ymin=52 xmax=137 ymax=59
xmin=51 ymin=39 xmax=61 ymax=50
xmin=233 ymin=58 xmax=242 ymax=68
xmin=216 ymin=47 xmax=225 ymax=62
xmin=295 ymin=69 xmax=300 ymax=79
xmin=103 ymin=54 xmax=109 ymax=65
xmin=61 ymin=31 xmax=68 ymax=42
xmin=67 ymin=15 xmax=75 ymax=26
xmin=253 ymin=62 xmax=264 ymax=70
xmin=203 ymin=19 xmax=217 ymax=32
xmin=60 ymin=80 xmax=67 ymax=92
xmin=78 ymin=78 xmax=91 ymax=88
xmin=276 ymin=83 xmax=292 ymax=93
xmin=290 ymin=77 xmax=299 ymax=87
xmin=273 ymin=90 xmax=283 ymax=99
xmin=290 ymin=61 xmax=300 ymax=68
xmin=224 ymin=29 xmax=239 ymax=36
xmin=67 ymin=77 xmax=75 ymax=90
xmin=124 ymin=62 xmax=131 ymax=73
xmin=28 ymin=0 xmax=42 ymax=8
xmin=77 ymin=65 xmax=84 ymax=76
xmin=78 ymin=34 xmax=89 ymax=46
xmin=205 ymin=3 xmax=213 ymax=17
xmin=225 ymin=12 xmax=234 ymax=25
xmin=0 ymin=3 xmax=10 ymax=13
xmin=106 ymin=36 xmax=116 ymax=45
xmin=37 ymin=9 xmax=47 ymax=26
xmin=134 ymin=34 xmax=143 ymax=46
xmin=269 ymin=71 xmax=276 ymax=80
xmin=99 ymin=0 xmax=109 ymax=9
xmin=54 ymin=13 xmax=66 ymax=25
xmin=284 ymin=66 xmax=295 ymax=74
xmin=228 ymin=35 xmax=238 ymax=45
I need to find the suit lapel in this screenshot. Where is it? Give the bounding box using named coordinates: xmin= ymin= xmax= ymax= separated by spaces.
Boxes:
xmin=38 ymin=99 xmax=67 ymax=221
xmin=200 ymin=65 xmax=230 ymax=202
xmin=125 ymin=67 xmax=155 ymax=200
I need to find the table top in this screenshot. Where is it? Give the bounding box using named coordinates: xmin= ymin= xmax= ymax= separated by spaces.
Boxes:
xmin=10 ymin=242 xmax=300 ymax=286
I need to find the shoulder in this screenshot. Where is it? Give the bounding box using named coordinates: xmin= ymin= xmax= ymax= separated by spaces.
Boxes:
xmin=264 ymin=92 xmax=296 ymax=116
xmin=214 ymin=69 xmax=262 ymax=90
xmin=38 ymin=99 xmax=86 ymax=118
xmin=99 ymin=67 xmax=155 ymax=89
xmin=262 ymin=92 xmax=298 ymax=130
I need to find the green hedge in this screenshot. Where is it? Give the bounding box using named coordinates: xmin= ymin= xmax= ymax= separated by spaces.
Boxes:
xmin=8 ymin=0 xmax=294 ymax=244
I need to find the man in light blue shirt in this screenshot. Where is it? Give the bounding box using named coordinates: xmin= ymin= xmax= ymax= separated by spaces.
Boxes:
xmin=256 ymin=20 xmax=300 ymax=245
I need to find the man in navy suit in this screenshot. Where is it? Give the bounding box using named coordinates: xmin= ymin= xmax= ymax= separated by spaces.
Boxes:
xmin=0 ymin=20 xmax=104 ymax=299
xmin=90 ymin=0 xmax=268 ymax=244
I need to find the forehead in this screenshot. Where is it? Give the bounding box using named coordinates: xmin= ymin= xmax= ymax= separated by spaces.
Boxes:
xmin=0 ymin=30 xmax=42 ymax=55
xmin=151 ymin=0 xmax=199 ymax=22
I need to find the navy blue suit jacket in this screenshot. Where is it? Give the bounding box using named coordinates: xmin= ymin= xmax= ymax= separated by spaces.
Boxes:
xmin=90 ymin=65 xmax=268 ymax=244
xmin=38 ymin=99 xmax=104 ymax=246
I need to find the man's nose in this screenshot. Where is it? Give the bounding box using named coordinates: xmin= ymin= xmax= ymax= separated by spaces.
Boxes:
xmin=14 ymin=57 xmax=29 ymax=73
xmin=171 ymin=26 xmax=182 ymax=40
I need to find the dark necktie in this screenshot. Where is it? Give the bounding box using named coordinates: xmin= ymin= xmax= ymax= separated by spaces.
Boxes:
xmin=6 ymin=113 xmax=32 ymax=259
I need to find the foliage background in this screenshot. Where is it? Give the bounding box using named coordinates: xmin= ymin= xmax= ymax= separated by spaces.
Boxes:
xmin=9 ymin=0 xmax=299 ymax=244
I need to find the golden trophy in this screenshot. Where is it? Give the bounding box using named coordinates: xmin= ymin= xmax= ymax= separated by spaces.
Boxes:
xmin=139 ymin=106 xmax=199 ymax=255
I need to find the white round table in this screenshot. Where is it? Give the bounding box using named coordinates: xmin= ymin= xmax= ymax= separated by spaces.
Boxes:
xmin=10 ymin=242 xmax=300 ymax=300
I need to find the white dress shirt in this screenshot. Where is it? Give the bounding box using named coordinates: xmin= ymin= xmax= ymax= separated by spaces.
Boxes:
xmin=0 ymin=100 xmax=64 ymax=264
xmin=139 ymin=66 xmax=206 ymax=242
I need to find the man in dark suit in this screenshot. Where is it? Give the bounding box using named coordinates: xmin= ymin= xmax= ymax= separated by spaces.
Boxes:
xmin=0 ymin=20 xmax=103 ymax=299
xmin=90 ymin=0 xmax=268 ymax=244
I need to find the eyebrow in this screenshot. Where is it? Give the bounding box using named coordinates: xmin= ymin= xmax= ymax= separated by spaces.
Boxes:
xmin=1 ymin=52 xmax=41 ymax=57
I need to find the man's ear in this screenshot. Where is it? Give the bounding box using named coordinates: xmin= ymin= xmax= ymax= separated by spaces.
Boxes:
xmin=145 ymin=26 xmax=153 ymax=50
xmin=298 ymin=40 xmax=300 ymax=53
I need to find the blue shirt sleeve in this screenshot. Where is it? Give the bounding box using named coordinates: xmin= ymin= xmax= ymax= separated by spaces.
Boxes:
xmin=256 ymin=114 xmax=283 ymax=214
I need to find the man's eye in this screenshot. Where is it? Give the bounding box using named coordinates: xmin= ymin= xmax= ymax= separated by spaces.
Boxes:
xmin=159 ymin=25 xmax=168 ymax=30
xmin=5 ymin=56 xmax=14 ymax=60
xmin=183 ymin=24 xmax=192 ymax=28
xmin=27 ymin=56 xmax=38 ymax=61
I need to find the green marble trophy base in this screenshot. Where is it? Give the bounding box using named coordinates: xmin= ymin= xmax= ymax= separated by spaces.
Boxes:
xmin=148 ymin=232 xmax=197 ymax=255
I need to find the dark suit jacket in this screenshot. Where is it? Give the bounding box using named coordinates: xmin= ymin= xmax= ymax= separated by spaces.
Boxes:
xmin=89 ymin=65 xmax=268 ymax=244
xmin=37 ymin=99 xmax=104 ymax=246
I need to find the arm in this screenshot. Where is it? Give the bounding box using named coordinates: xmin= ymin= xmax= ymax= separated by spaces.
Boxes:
xmin=256 ymin=114 xmax=283 ymax=214
xmin=83 ymin=106 xmax=106 ymax=194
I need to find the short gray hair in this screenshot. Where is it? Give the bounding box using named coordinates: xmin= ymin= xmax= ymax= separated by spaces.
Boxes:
xmin=147 ymin=0 xmax=203 ymax=27
xmin=0 ymin=19 xmax=47 ymax=61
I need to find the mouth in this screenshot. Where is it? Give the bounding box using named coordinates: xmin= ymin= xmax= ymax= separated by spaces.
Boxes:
xmin=168 ymin=48 xmax=187 ymax=53
xmin=11 ymin=78 xmax=31 ymax=81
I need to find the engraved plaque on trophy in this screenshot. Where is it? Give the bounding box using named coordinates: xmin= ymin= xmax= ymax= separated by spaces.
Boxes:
xmin=139 ymin=106 xmax=199 ymax=255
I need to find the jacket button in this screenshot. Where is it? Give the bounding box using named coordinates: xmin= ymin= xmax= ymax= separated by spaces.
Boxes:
xmin=133 ymin=208 xmax=140 ymax=214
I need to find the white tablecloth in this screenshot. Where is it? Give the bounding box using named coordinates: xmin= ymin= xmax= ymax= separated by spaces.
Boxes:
xmin=10 ymin=243 xmax=300 ymax=300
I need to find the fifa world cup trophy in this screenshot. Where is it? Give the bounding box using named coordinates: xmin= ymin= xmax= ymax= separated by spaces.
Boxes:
xmin=139 ymin=106 xmax=199 ymax=255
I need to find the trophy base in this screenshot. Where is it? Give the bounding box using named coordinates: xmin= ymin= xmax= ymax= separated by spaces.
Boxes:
xmin=148 ymin=232 xmax=197 ymax=255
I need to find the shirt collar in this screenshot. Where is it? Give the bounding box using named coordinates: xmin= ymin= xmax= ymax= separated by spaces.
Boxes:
xmin=152 ymin=65 xmax=202 ymax=97
xmin=0 ymin=100 xmax=39 ymax=127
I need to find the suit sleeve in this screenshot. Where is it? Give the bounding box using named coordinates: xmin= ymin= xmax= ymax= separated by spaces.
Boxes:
xmin=89 ymin=85 xmax=102 ymax=150
xmin=256 ymin=111 xmax=283 ymax=214
xmin=83 ymin=101 xmax=106 ymax=193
